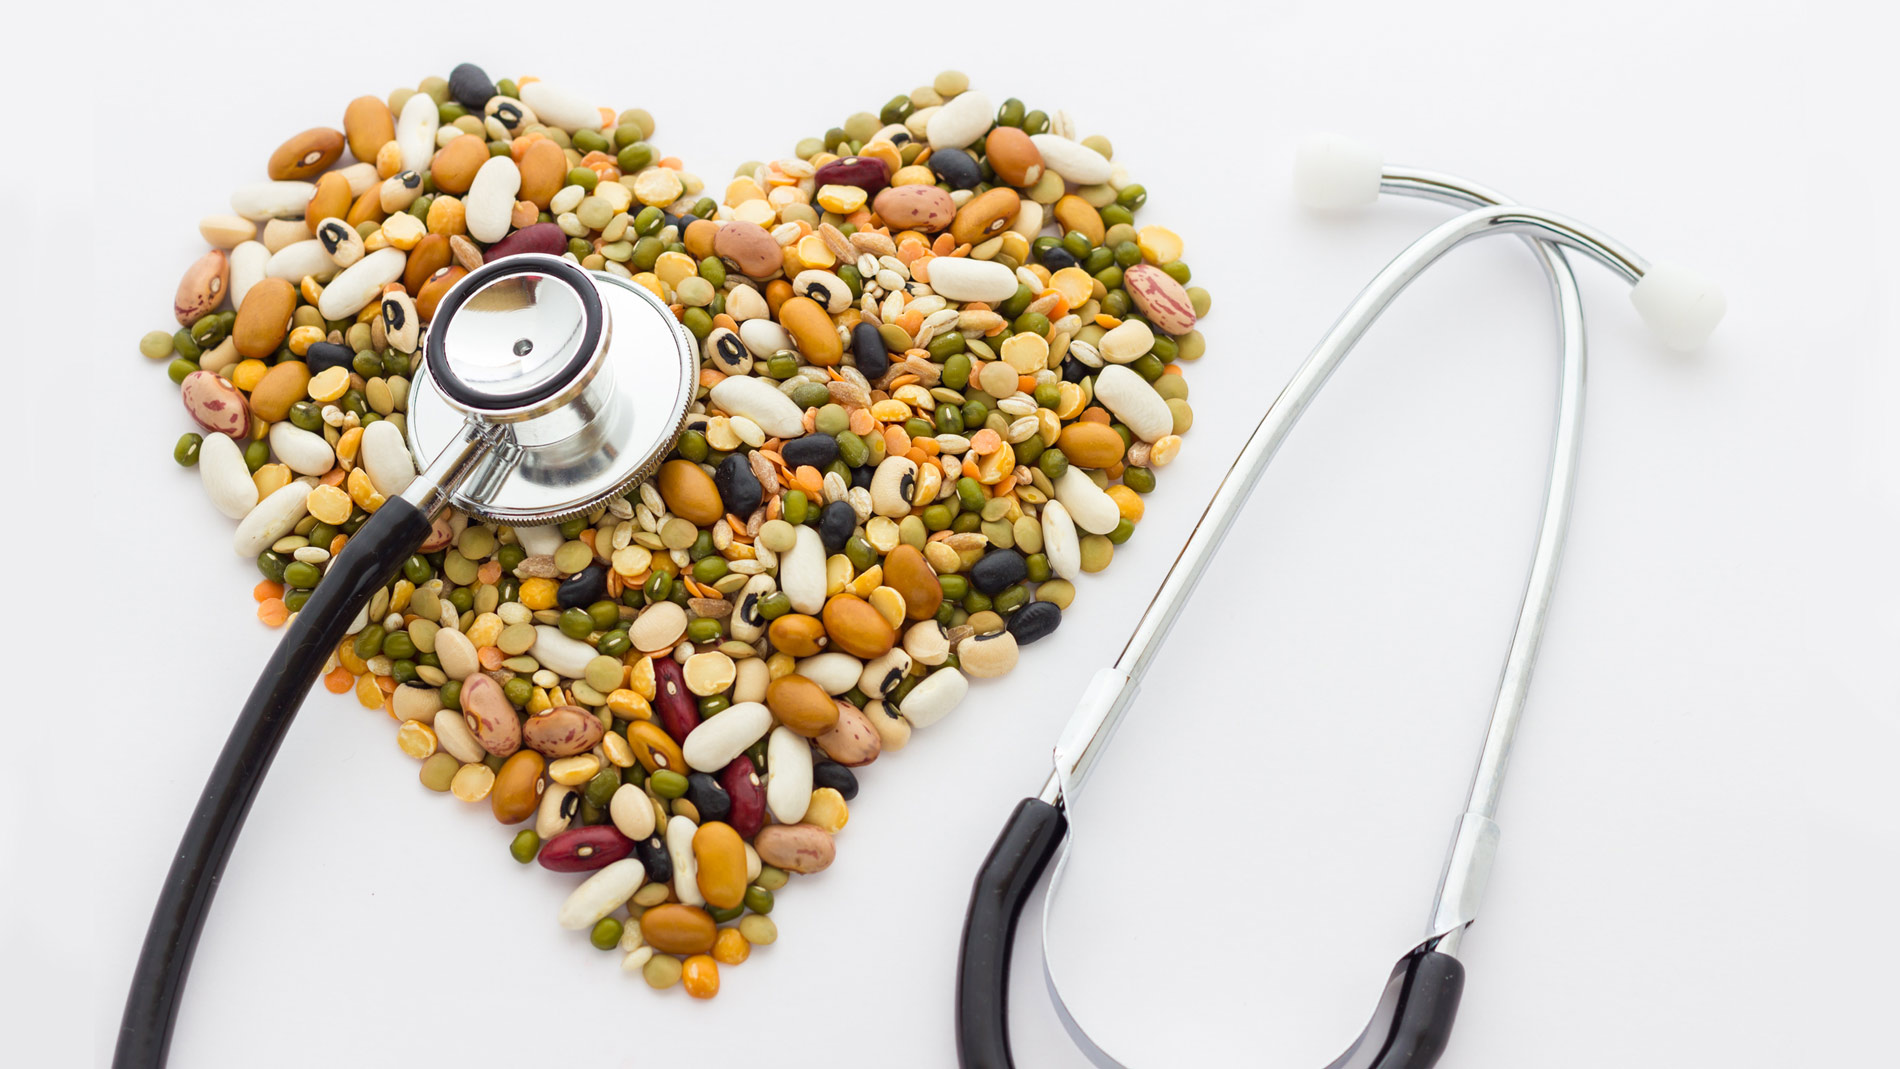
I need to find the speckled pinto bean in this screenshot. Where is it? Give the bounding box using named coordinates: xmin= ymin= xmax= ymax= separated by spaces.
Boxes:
xmin=522 ymin=705 xmax=605 ymax=758
xmin=753 ymin=824 xmax=836 ymax=874
xmin=458 ymin=674 xmax=520 ymax=757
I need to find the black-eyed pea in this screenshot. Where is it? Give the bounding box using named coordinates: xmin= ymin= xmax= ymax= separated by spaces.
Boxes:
xmin=381 ymin=289 xmax=419 ymax=354
xmin=858 ymin=648 xmax=912 ymax=699
xmin=536 ymin=783 xmax=581 ymax=839
xmin=862 ymin=699 xmax=912 ymax=752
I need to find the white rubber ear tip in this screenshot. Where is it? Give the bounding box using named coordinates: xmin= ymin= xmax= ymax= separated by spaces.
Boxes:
xmin=1293 ymin=133 xmax=1383 ymax=213
xmin=1629 ymin=262 xmax=1726 ymax=351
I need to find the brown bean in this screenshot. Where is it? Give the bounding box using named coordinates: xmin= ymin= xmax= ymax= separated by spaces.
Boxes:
xmin=657 ymin=458 xmax=724 ymax=525
xmin=345 ymin=187 xmax=384 ymax=228
xmin=342 ymin=96 xmax=395 ymax=165
xmin=517 ymin=138 xmax=567 ymax=209
xmin=951 ymin=188 xmax=1021 ymax=247
xmin=881 ymin=544 xmax=943 ymax=621
xmin=429 ymin=134 xmax=488 ymax=195
xmin=268 ymin=127 xmax=345 ymax=181
xmin=1053 ymin=195 xmax=1105 ymax=247
xmin=248 ymin=361 xmax=311 ymax=423
xmin=779 ymin=296 xmax=841 ymax=366
xmin=821 ymin=594 xmax=895 ymax=659
xmin=233 ymin=278 xmax=295 ymax=359
xmin=767 ymin=614 xmax=828 ymax=657
xmin=627 ymin=720 xmax=684 ymax=774
xmin=1058 ymin=421 xmax=1126 ymax=469
xmin=416 ymin=265 xmax=467 ymax=321
xmin=490 ymin=750 xmax=545 ymax=824
xmin=765 ymin=675 xmax=839 ymax=737
xmin=403 ymin=233 xmax=451 ymax=294
xmin=984 ymin=127 xmax=1043 ymax=187
xmin=683 ymin=218 xmax=720 ymax=259
xmin=306 ymin=172 xmax=353 ymax=228
xmin=692 ymin=822 xmax=747 ymax=911
xmin=640 ymin=904 xmax=716 ymax=955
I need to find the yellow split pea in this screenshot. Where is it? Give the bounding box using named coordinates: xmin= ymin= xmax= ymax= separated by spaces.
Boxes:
xmin=306 ymin=484 xmax=354 ymax=524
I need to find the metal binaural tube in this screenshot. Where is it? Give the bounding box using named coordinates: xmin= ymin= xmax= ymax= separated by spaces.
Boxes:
xmin=1049 ymin=201 xmax=1635 ymax=802
xmin=1030 ymin=173 xmax=1597 ymax=1069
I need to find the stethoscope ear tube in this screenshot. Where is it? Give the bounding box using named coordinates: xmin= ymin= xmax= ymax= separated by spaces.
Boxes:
xmin=115 ymin=496 xmax=436 ymax=1069
xmin=954 ymin=798 xmax=1070 ymax=1069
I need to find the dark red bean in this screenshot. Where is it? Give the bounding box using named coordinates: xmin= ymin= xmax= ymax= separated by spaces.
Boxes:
xmin=653 ymin=657 xmax=700 ymax=743
xmin=720 ymin=756 xmax=766 ymax=839
xmin=484 ymin=221 xmax=566 ymax=260
xmin=812 ymin=155 xmax=890 ymax=196
xmin=537 ymin=825 xmax=633 ymax=873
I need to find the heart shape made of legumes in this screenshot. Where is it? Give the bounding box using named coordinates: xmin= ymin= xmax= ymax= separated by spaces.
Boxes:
xmin=154 ymin=64 xmax=1211 ymax=998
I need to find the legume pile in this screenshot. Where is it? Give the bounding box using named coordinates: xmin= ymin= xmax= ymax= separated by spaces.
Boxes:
xmin=145 ymin=67 xmax=1211 ymax=998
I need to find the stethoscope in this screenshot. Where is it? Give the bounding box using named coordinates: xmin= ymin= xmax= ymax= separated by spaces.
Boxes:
xmin=117 ymin=254 xmax=703 ymax=1068
xmin=114 ymin=136 xmax=1723 ymax=1069
xmin=952 ymin=135 xmax=1724 ymax=1069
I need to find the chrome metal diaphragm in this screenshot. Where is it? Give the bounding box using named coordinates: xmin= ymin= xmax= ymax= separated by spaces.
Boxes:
xmin=405 ymin=254 xmax=697 ymax=525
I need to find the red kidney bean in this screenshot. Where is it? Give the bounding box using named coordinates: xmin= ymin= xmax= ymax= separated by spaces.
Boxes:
xmin=653 ymin=657 xmax=700 ymax=743
xmin=812 ymin=155 xmax=890 ymax=196
xmin=720 ymin=756 xmax=766 ymax=839
xmin=484 ymin=221 xmax=566 ymax=260
xmin=538 ymin=825 xmax=633 ymax=873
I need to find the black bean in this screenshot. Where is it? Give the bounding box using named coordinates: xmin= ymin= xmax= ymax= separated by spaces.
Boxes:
xmin=1007 ymin=600 xmax=1062 ymax=644
xmin=970 ymin=549 xmax=1028 ymax=595
xmin=635 ymin=834 xmax=672 ymax=883
xmin=305 ymin=341 xmax=355 ymax=375
xmin=1062 ymin=355 xmax=1090 ymax=382
xmin=850 ymin=465 xmax=875 ymax=490
xmin=715 ymin=453 xmax=763 ymax=517
xmin=851 ymin=322 xmax=890 ymax=381
xmin=556 ymin=565 xmax=606 ymax=609
xmin=448 ymin=63 xmax=496 ymax=112
xmin=1040 ymin=246 xmax=1079 ymax=271
xmin=781 ymin=434 xmax=839 ymax=470
xmin=819 ymin=499 xmax=857 ymax=554
xmin=928 ymin=147 xmax=982 ymax=190
xmin=684 ymin=773 xmax=731 ymax=825
xmin=812 ymin=759 xmax=859 ymax=801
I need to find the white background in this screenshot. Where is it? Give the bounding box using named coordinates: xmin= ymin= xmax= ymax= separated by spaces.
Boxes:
xmin=5 ymin=1 xmax=1895 ymax=1065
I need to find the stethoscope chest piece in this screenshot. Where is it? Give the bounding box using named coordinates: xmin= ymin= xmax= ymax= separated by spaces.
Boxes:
xmin=407 ymin=253 xmax=697 ymax=525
